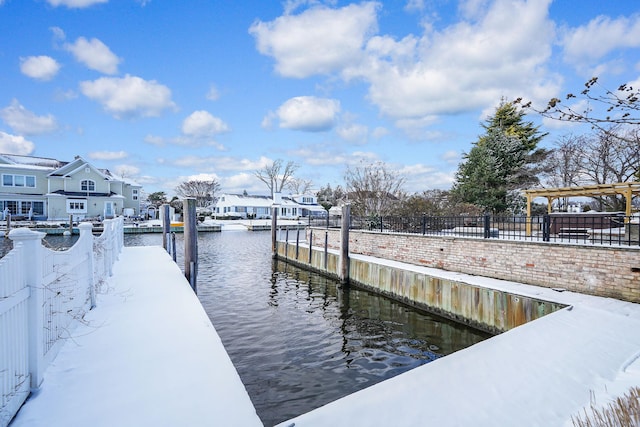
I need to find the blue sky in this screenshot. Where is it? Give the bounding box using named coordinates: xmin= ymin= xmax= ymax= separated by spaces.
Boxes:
xmin=1 ymin=0 xmax=638 ymax=197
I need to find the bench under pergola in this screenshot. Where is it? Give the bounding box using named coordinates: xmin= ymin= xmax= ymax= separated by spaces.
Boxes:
xmin=523 ymin=182 xmax=640 ymax=236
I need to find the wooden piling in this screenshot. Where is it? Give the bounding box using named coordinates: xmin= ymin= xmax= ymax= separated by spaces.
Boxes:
xmin=162 ymin=204 xmax=171 ymax=252
xmin=339 ymin=204 xmax=350 ymax=285
xmin=271 ymin=207 xmax=278 ymax=257
xmin=183 ymin=198 xmax=198 ymax=293
xmin=4 ymin=213 xmax=10 ymax=238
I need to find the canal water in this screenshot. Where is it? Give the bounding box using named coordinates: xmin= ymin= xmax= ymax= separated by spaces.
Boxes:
xmin=1 ymin=230 xmax=491 ymax=426
xmin=126 ymin=231 xmax=490 ymax=426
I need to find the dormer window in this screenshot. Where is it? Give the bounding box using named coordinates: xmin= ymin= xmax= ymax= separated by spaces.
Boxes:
xmin=81 ymin=179 xmax=95 ymax=192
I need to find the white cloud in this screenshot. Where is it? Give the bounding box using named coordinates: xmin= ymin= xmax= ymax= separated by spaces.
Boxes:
xmin=181 ymin=111 xmax=230 ymax=137
xmin=88 ymin=150 xmax=128 ymax=160
xmin=255 ymin=0 xmax=560 ymax=124
xmin=19 ymin=56 xmax=61 ymax=81
xmin=276 ymin=96 xmax=340 ymax=131
xmin=221 ymin=172 xmax=260 ymax=193
xmin=394 ymin=116 xmax=441 ymax=140
xmin=0 ymin=99 xmax=58 ymax=135
xmin=371 ymin=126 xmax=389 ymax=139
xmin=404 ymin=0 xmax=425 ymax=13
xmin=50 ymin=26 xmax=66 ymax=41
xmin=206 ymin=84 xmax=220 ymax=101
xmin=250 ymin=2 xmax=379 ymax=78
xmin=290 ymin=145 xmax=351 ymax=166
xmin=336 ymin=122 xmax=368 ymax=143
xmin=80 ymin=74 xmax=176 ymax=119
xmin=0 ymin=132 xmax=35 ymax=155
xmin=441 ymin=150 xmax=459 ymax=164
xmin=46 ymin=0 xmax=108 ymax=8
xmin=64 ymin=36 xmax=121 ymax=74
xmin=358 ymin=0 xmax=557 ymax=119
xmin=172 ymin=155 xmax=271 ymax=172
xmin=399 ymin=163 xmax=455 ymax=191
xmin=144 ymin=134 xmax=165 ymax=146
xmin=114 ymin=164 xmax=140 ymax=178
xmin=562 ymin=14 xmax=640 ymax=65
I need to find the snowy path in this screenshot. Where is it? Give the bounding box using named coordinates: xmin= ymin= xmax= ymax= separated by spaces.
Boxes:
xmin=10 ymin=246 xmax=262 ymax=427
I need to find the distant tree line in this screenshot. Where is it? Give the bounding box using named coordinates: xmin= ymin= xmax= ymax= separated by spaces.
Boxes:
xmin=148 ymin=77 xmax=639 ymax=217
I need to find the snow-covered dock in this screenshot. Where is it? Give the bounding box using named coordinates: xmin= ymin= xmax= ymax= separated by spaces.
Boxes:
xmin=7 ymin=243 xmax=640 ymax=426
xmin=9 ymin=245 xmax=262 ymax=427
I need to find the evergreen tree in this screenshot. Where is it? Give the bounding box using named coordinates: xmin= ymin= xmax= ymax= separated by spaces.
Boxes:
xmin=452 ymin=101 xmax=548 ymax=213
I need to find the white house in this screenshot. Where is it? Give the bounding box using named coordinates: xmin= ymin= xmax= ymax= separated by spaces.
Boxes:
xmin=0 ymin=153 xmax=141 ymax=221
xmin=211 ymin=193 xmax=326 ymax=220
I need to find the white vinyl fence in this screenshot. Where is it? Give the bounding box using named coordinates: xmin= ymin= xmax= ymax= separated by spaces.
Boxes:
xmin=0 ymin=217 xmax=123 ymax=426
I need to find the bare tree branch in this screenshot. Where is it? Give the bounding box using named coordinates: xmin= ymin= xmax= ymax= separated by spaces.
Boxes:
xmin=254 ymin=159 xmax=299 ymax=197
xmin=175 ymin=180 xmax=221 ymax=208
xmin=345 ymin=161 xmax=406 ymax=217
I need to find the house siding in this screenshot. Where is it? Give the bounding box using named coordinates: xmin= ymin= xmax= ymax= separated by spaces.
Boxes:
xmin=0 ymin=154 xmax=141 ymax=221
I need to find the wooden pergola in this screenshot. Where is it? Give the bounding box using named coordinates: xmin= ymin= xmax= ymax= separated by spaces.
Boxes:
xmin=523 ymin=182 xmax=640 ymax=235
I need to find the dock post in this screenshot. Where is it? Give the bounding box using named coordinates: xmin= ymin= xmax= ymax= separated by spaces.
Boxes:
xmin=4 ymin=213 xmax=10 ymax=238
xmin=324 ymin=230 xmax=328 ymax=270
xmin=271 ymin=207 xmax=278 ymax=258
xmin=308 ymin=229 xmax=313 ymax=264
xmin=162 ymin=204 xmax=171 ymax=253
xmin=183 ymin=198 xmax=198 ymax=293
xmin=339 ymin=204 xmax=350 ymax=285
xmin=68 ymin=214 xmax=73 ymax=235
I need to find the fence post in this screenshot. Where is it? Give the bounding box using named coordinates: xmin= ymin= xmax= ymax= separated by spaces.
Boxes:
xmin=295 ymin=227 xmax=300 ymax=260
xmin=183 ymin=198 xmax=198 ymax=293
xmin=421 ymin=214 xmax=427 ymax=235
xmin=78 ymin=222 xmax=96 ymax=309
xmin=339 ymin=204 xmax=350 ymax=285
xmin=542 ymin=214 xmax=551 ymax=242
xmin=9 ymin=228 xmax=46 ymax=390
xmin=308 ymin=229 xmax=313 ymax=264
xmin=484 ymin=214 xmax=491 ymax=238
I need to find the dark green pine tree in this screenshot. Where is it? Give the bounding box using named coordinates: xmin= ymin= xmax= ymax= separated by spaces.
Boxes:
xmin=453 ymin=101 xmax=549 ymax=213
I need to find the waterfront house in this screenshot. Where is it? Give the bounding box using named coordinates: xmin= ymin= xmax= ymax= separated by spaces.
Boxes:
xmin=212 ymin=193 xmax=326 ymax=219
xmin=0 ymin=153 xmax=141 ymax=221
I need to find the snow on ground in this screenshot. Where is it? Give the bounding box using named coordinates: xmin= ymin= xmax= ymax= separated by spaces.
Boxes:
xmin=10 ymin=246 xmax=262 ymax=427
xmin=8 ymin=236 xmax=640 ymax=427
xmin=276 ymin=252 xmax=640 ymax=426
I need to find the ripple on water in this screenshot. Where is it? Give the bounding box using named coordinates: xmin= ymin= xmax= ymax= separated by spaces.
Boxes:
xmin=125 ymin=231 xmax=490 ymax=427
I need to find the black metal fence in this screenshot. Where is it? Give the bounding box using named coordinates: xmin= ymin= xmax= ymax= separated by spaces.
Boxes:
xmin=309 ymin=213 xmax=640 ymax=247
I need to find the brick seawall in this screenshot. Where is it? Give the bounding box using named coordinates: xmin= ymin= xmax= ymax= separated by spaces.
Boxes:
xmin=308 ymin=228 xmax=640 ymax=303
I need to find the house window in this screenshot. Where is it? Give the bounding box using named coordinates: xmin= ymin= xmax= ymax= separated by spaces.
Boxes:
xmin=0 ymin=200 xmax=44 ymax=215
xmin=132 ymin=189 xmax=138 ymax=201
xmin=67 ymin=199 xmax=87 ymax=213
xmin=81 ymin=180 xmax=96 ymax=192
xmin=2 ymin=174 xmax=36 ymax=188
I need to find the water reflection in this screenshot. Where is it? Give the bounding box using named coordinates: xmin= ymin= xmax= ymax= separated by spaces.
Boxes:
xmin=186 ymin=231 xmax=489 ymax=426
xmin=0 ymin=233 xmax=79 ymax=257
xmin=3 ymin=230 xmax=490 ymax=426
